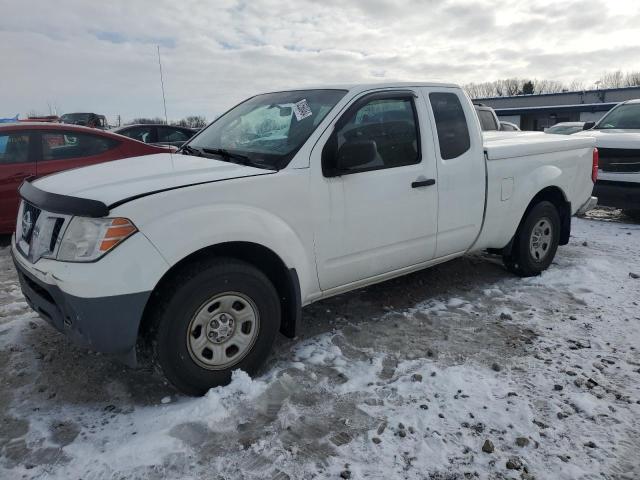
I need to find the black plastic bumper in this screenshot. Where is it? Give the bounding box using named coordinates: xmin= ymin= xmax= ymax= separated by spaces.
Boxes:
xmin=594 ymin=180 xmax=640 ymax=210
xmin=12 ymin=251 xmax=150 ymax=365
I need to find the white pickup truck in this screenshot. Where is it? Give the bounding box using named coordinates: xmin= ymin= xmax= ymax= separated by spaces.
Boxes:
xmin=574 ymin=99 xmax=640 ymax=218
xmin=12 ymin=83 xmax=597 ymax=395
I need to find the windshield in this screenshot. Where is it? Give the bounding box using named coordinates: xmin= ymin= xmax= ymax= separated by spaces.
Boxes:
xmin=595 ymin=103 xmax=640 ymax=130
xmin=547 ymin=125 xmax=582 ymax=135
xmin=186 ymin=89 xmax=346 ymax=169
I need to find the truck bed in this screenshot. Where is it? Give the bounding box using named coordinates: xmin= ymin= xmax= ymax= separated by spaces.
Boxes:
xmin=483 ymin=131 xmax=595 ymax=160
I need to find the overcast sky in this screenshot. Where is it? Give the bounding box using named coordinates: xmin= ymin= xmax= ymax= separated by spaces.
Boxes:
xmin=2 ymin=0 xmax=638 ymax=122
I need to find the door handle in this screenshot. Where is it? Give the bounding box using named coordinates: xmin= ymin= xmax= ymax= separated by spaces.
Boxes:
xmin=411 ymin=178 xmax=436 ymax=188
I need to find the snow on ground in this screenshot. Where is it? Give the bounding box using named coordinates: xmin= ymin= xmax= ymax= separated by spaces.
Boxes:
xmin=0 ymin=212 xmax=639 ymax=479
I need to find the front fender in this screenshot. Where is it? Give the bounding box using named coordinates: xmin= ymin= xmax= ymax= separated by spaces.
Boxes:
xmin=139 ymin=203 xmax=318 ymax=302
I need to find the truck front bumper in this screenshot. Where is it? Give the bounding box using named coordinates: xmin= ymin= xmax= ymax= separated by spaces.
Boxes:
xmin=11 ymin=233 xmax=168 ymax=365
xmin=593 ymin=180 xmax=640 ymax=210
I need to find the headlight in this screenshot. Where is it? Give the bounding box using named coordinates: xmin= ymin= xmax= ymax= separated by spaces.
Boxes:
xmin=57 ymin=217 xmax=137 ymax=262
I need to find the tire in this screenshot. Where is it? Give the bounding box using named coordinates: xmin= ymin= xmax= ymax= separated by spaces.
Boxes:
xmin=503 ymin=201 xmax=561 ymax=277
xmin=149 ymin=257 xmax=281 ymax=396
xmin=623 ymin=209 xmax=640 ymax=222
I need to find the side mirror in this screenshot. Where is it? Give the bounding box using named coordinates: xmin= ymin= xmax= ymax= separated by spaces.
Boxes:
xmin=583 ymin=121 xmax=596 ymax=130
xmin=336 ymin=140 xmax=377 ymax=171
xmin=322 ymin=138 xmax=378 ymax=177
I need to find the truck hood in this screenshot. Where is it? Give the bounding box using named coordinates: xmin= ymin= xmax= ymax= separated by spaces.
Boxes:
xmin=32 ymin=153 xmax=275 ymax=206
xmin=573 ymin=129 xmax=640 ymax=149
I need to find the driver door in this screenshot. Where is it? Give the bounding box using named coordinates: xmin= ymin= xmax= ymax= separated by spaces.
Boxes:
xmin=310 ymin=90 xmax=438 ymax=291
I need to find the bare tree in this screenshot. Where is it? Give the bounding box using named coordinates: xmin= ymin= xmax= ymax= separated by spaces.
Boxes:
xmin=533 ymin=79 xmax=565 ymax=94
xmin=463 ymin=82 xmax=495 ymax=99
xmin=624 ymin=71 xmax=640 ymax=87
xmin=460 ymin=70 xmax=640 ymax=100
xmin=568 ymin=80 xmax=586 ymax=91
xmin=598 ymin=70 xmax=625 ymax=88
xmin=129 ymin=117 xmax=167 ymax=125
xmin=172 ymin=116 xmax=207 ymax=128
xmin=504 ymin=78 xmax=522 ymax=96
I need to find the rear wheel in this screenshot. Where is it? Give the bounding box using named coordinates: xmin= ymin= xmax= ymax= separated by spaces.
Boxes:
xmin=503 ymin=201 xmax=561 ymax=277
xmin=149 ymin=258 xmax=280 ymax=396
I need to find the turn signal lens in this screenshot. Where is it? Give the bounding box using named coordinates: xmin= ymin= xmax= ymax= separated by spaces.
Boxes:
xmin=100 ymin=219 xmax=137 ymax=252
xmin=592 ymin=148 xmax=599 ymax=183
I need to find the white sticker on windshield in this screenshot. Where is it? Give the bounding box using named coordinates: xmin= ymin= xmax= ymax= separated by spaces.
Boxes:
xmin=293 ymin=99 xmax=313 ymax=121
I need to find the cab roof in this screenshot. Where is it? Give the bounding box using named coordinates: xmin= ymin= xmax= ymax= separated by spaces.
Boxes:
xmin=260 ymin=81 xmax=460 ymax=96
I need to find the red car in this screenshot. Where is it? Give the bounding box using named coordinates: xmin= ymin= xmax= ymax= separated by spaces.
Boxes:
xmin=0 ymin=123 xmax=174 ymax=234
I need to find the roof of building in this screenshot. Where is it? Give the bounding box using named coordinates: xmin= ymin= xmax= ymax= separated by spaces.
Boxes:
xmin=494 ymin=102 xmax=619 ymax=116
xmin=475 ymin=85 xmax=640 ymax=102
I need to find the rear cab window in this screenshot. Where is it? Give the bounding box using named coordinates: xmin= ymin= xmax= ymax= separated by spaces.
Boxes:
xmin=429 ymin=92 xmax=471 ymax=160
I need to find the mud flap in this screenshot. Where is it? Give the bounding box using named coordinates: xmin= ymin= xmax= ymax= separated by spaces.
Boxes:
xmin=279 ymin=268 xmax=301 ymax=339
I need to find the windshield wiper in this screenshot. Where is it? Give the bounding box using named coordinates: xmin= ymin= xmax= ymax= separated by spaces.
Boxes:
xmin=179 ymin=145 xmax=203 ymax=156
xmin=202 ymin=148 xmax=259 ymax=167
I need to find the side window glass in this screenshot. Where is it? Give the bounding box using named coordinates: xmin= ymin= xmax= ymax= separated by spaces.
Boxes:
xmin=158 ymin=127 xmax=190 ymax=142
xmin=41 ymin=132 xmax=119 ymax=161
xmin=0 ymin=133 xmax=30 ymax=164
xmin=429 ymin=92 xmax=471 ymax=160
xmin=124 ymin=127 xmax=153 ymax=143
xmin=335 ymin=97 xmax=420 ymax=173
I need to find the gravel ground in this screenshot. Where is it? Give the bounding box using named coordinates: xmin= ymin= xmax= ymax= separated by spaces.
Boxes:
xmin=0 ymin=208 xmax=639 ymax=479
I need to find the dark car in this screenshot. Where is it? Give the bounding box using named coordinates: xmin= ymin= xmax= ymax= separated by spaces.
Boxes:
xmin=0 ymin=123 xmax=174 ymax=234
xmin=60 ymin=112 xmax=108 ymax=129
xmin=112 ymin=124 xmax=199 ymax=148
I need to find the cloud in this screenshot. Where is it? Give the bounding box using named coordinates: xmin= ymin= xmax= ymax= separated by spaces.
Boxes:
xmin=1 ymin=0 xmax=638 ymax=122
xmin=93 ymin=31 xmax=176 ymax=48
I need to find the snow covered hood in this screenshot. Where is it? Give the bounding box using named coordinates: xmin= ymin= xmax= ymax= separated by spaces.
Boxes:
xmin=483 ymin=131 xmax=595 ymax=160
xmin=572 ymin=129 xmax=640 ymax=149
xmin=32 ymin=153 xmax=275 ymax=207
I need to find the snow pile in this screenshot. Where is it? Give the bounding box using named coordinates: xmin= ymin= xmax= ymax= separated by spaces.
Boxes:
xmin=0 ymin=216 xmax=638 ymax=479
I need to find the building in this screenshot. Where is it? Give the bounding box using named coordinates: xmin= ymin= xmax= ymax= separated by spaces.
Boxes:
xmin=474 ymin=86 xmax=640 ymax=131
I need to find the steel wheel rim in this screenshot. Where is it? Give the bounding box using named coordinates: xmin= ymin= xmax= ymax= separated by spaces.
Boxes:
xmin=529 ymin=217 xmax=553 ymax=262
xmin=186 ymin=292 xmax=260 ymax=370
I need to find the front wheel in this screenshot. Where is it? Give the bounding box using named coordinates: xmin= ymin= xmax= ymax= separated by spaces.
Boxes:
xmin=149 ymin=258 xmax=281 ymax=396
xmin=503 ymin=201 xmax=561 ymax=277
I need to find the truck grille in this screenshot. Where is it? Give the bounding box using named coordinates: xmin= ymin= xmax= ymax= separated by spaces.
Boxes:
xmin=16 ymin=201 xmax=71 ymax=263
xmin=20 ymin=202 xmax=42 ymax=244
xmin=598 ymin=148 xmax=640 ymax=173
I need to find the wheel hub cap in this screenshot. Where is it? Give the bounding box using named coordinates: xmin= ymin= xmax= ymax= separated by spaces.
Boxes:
xmin=207 ymin=313 xmax=236 ymax=343
xmin=186 ymin=292 xmax=259 ymax=370
xmin=529 ymin=217 xmax=553 ymax=262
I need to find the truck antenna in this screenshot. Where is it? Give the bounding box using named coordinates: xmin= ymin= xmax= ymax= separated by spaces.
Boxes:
xmin=157 ymin=45 xmax=169 ymax=125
